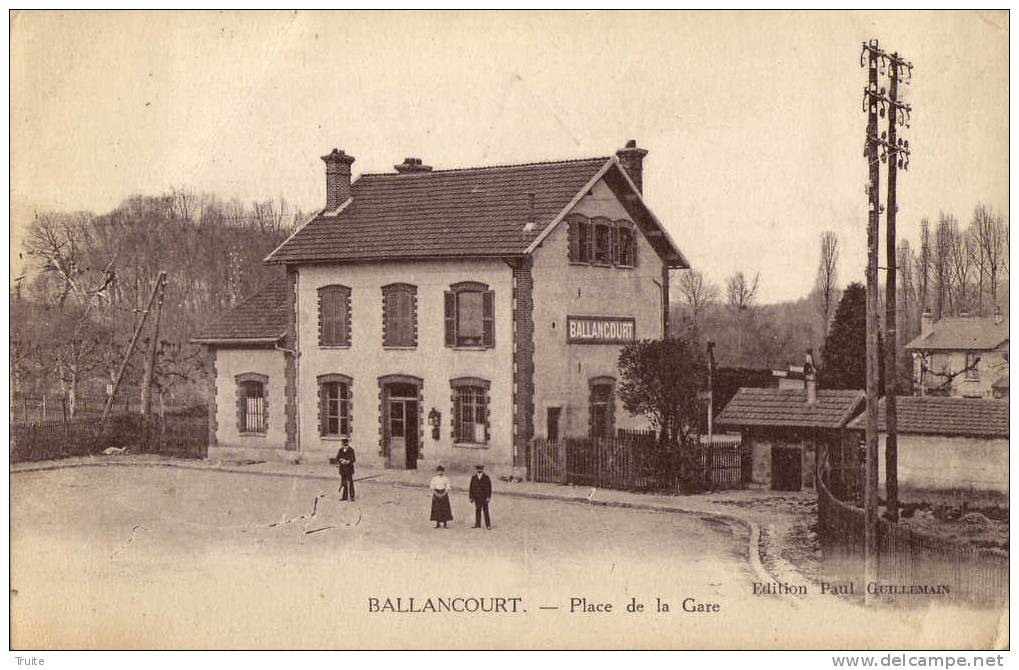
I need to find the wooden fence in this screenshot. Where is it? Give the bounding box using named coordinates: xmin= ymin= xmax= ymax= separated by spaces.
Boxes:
xmin=817 ymin=473 xmax=1008 ymax=606
xmin=530 ymin=432 xmax=745 ymax=493
xmin=10 ymin=411 xmax=209 ymax=463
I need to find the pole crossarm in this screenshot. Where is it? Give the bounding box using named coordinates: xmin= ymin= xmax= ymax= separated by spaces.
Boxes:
xmin=860 ymin=41 xmax=914 ymax=83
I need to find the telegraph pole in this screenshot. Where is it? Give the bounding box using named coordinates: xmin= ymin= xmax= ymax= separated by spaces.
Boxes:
xmin=883 ymin=51 xmax=912 ymax=523
xmin=862 ymin=39 xmax=882 ymax=602
xmin=861 ymin=39 xmax=912 ymax=602
xmin=103 ymin=271 xmax=166 ymax=421
xmin=141 ymin=273 xmax=168 ymax=418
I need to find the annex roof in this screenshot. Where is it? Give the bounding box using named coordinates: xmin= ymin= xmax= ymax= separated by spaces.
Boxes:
xmin=905 ymin=316 xmax=1009 ymax=352
xmin=846 ymin=396 xmax=1009 ymax=439
xmin=265 ymin=156 xmax=688 ymax=267
xmin=715 ymin=387 xmax=865 ymax=430
xmin=191 ymin=277 xmax=288 ymax=344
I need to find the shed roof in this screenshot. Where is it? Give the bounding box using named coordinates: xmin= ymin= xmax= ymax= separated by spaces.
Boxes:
xmin=265 ymin=155 xmax=688 ymax=267
xmin=846 ymin=396 xmax=1009 ymax=438
xmin=905 ymin=316 xmax=1009 ymax=351
xmin=715 ymin=387 xmax=865 ymax=430
xmin=192 ymin=277 xmax=288 ymax=344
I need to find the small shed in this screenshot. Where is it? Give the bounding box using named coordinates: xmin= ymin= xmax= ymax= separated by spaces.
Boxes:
xmin=716 ymin=386 xmax=865 ymax=491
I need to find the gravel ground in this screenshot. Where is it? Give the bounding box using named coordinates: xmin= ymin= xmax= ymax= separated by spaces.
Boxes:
xmin=10 ymin=466 xmax=1006 ymax=649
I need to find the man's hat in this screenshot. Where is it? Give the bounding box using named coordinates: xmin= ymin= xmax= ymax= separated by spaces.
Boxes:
xmin=435 ymin=465 xmax=445 ymax=472
xmin=341 ymin=437 xmax=350 ymax=444
xmin=475 ymin=464 xmax=485 ymax=470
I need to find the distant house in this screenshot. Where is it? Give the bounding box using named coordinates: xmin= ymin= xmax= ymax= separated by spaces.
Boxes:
xmin=846 ymin=396 xmax=1009 ymax=495
xmin=906 ymin=308 xmax=1009 ymax=399
xmin=715 ymin=356 xmax=865 ymax=491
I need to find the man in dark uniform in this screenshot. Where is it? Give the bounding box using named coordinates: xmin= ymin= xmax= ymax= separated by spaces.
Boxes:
xmin=336 ymin=437 xmax=356 ymax=502
xmin=469 ymin=464 xmax=493 ymax=529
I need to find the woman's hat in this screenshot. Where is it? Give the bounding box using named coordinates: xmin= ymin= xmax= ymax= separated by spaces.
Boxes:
xmin=435 ymin=465 xmax=445 ymax=472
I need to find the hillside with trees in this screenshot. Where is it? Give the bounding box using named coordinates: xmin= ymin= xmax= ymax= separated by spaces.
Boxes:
xmin=11 ymin=191 xmax=308 ymax=415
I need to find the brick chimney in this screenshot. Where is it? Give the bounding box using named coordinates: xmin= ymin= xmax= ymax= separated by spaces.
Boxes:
xmin=321 ymin=148 xmax=355 ymax=210
xmin=804 ymin=348 xmax=817 ymax=405
xmin=394 ymin=157 xmax=433 ymax=174
xmin=615 ymin=139 xmax=648 ymax=194
xmin=921 ymin=306 xmax=934 ymax=338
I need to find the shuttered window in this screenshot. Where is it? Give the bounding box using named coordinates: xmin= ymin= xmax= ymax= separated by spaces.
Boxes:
xmin=318 ymin=285 xmax=351 ymax=347
xmin=382 ymin=284 xmax=417 ymax=347
xmin=568 ymin=216 xmax=590 ymax=263
xmin=615 ymin=225 xmax=635 ymax=266
xmin=444 ymin=282 xmax=494 ymax=348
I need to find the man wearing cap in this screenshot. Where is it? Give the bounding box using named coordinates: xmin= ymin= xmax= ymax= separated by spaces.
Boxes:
xmin=468 ymin=464 xmax=493 ymax=529
xmin=335 ymin=437 xmax=356 ymax=502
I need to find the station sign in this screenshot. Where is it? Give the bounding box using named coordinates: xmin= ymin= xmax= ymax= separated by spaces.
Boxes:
xmin=566 ymin=315 xmax=636 ymax=344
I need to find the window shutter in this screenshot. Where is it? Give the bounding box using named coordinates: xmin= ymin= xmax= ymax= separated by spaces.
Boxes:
xmin=631 ymin=228 xmax=638 ymax=267
xmin=444 ymin=291 xmax=456 ymax=346
xmin=612 ymin=224 xmax=621 ymax=265
xmin=482 ymin=290 xmax=495 ymax=347
xmin=580 ymin=221 xmax=590 ymax=262
xmin=567 ymin=219 xmax=576 ymax=261
xmin=319 ymin=383 xmax=327 ymax=436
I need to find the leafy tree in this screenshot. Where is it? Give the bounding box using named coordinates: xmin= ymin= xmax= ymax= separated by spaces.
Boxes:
xmin=819 ymin=282 xmax=884 ymax=390
xmin=617 ymin=337 xmax=705 ymax=446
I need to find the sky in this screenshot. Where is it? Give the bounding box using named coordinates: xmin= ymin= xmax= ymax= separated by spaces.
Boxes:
xmin=9 ymin=10 xmax=1009 ymax=302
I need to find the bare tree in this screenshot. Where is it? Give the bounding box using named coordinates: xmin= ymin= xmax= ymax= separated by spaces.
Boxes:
xmin=676 ymin=269 xmax=719 ymax=334
xmin=949 ymin=226 xmax=974 ymax=314
xmin=814 ymin=230 xmax=839 ymax=335
xmin=915 ymin=217 xmax=931 ymax=315
xmin=969 ymin=204 xmax=1008 ymax=315
xmin=726 ymin=270 xmax=760 ymax=359
xmin=896 ymin=239 xmax=916 ymax=339
xmin=932 ymin=212 xmax=958 ymax=318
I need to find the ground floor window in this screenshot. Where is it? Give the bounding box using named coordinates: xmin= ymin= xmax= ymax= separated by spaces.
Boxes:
xmin=589 ymin=378 xmax=615 ymax=439
xmin=318 ymin=374 xmax=352 ymax=436
xmin=235 ymin=373 xmax=268 ymax=434
xmin=451 ymin=378 xmax=491 ymax=444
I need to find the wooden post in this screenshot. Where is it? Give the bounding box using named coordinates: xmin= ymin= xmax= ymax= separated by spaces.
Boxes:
xmin=863 ymin=39 xmax=882 ymax=603
xmin=103 ymin=271 xmax=166 ymax=422
xmin=41 ymin=394 xmax=47 ymax=422
xmin=141 ymin=274 xmax=168 ymax=418
xmin=884 ymin=53 xmax=901 ymax=523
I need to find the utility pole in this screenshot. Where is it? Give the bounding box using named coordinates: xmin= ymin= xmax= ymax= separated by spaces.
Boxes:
xmin=141 ymin=273 xmax=168 ymax=418
xmin=706 ymin=340 xmax=715 ymax=445
xmin=861 ymin=39 xmax=913 ymax=603
xmin=883 ymin=51 xmax=913 ymax=523
xmin=861 ymin=39 xmax=883 ymax=603
xmin=102 ymin=271 xmax=167 ymax=421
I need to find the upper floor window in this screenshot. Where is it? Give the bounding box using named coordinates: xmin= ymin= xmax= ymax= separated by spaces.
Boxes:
xmin=382 ymin=283 xmax=417 ymax=347
xmin=615 ymin=225 xmax=635 ymax=266
xmin=965 ymin=352 xmax=980 ymax=380
xmin=568 ymin=214 xmax=637 ymax=268
xmin=318 ymin=285 xmax=351 ymax=347
xmin=444 ymin=282 xmax=494 ymax=348
xmin=235 ymin=373 xmax=268 ymax=434
xmin=591 ymin=217 xmax=613 ymax=264
xmin=451 ymin=377 xmax=491 ymax=444
xmin=318 ymin=374 xmax=352 ymax=437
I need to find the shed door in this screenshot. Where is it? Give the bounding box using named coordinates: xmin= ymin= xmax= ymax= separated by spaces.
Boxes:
xmin=771 ymin=446 xmax=802 ymax=491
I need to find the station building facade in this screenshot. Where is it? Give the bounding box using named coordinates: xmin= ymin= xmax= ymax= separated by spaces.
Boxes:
xmin=195 ymin=142 xmax=688 ymax=474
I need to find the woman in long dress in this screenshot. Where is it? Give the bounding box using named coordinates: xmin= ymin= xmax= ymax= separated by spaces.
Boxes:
xmin=430 ymin=465 xmax=453 ymax=528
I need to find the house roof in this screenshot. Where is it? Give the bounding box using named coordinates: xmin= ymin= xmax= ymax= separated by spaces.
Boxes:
xmin=265 ymin=155 xmax=688 ymax=267
xmin=715 ymin=387 xmax=865 ymax=430
xmin=905 ymin=316 xmax=1009 ymax=351
xmin=846 ymin=396 xmax=1009 ymax=438
xmin=192 ymin=277 xmax=288 ymax=344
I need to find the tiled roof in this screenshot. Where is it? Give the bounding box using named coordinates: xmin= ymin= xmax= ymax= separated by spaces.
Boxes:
xmin=192 ymin=277 xmax=288 ymax=342
xmin=715 ymin=387 xmax=865 ymax=430
xmin=265 ymin=156 xmax=687 ymax=266
xmin=905 ymin=316 xmax=1009 ymax=351
xmin=846 ymin=396 xmax=1010 ymax=438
